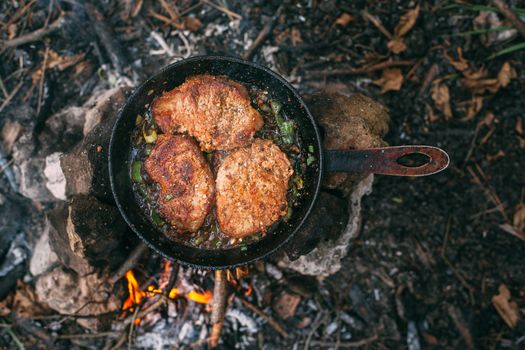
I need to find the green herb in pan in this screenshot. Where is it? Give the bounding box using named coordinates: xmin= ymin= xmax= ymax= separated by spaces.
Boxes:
xmin=151 ymin=210 xmax=165 ymax=226
xmin=131 ymin=161 xmax=143 ymax=183
xmin=143 ymin=129 xmax=157 ymax=143
xmin=164 ymin=194 xmax=173 ymax=201
xmin=135 ymin=115 xmax=143 ymax=125
xmin=307 ymin=154 xmax=316 ymax=166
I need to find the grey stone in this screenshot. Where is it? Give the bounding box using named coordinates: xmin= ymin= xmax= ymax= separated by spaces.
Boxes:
xmin=29 ymin=220 xmax=60 ymax=277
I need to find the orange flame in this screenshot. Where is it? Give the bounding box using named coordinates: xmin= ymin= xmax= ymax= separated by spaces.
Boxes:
xmin=122 ymin=269 xmax=213 ymax=313
xmin=187 ymin=290 xmax=213 ymax=304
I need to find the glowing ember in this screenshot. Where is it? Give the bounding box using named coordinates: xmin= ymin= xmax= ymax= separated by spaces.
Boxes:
xmin=133 ymin=318 xmax=141 ymax=326
xmin=187 ymin=290 xmax=213 ymax=304
xmin=121 ymin=269 xmax=213 ymax=313
xmin=168 ymin=288 xmax=179 ymax=299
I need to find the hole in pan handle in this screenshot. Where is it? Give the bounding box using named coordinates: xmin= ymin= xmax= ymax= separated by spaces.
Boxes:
xmin=324 ymin=146 xmax=450 ymax=176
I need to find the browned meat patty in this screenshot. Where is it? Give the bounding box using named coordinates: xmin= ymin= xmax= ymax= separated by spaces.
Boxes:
xmin=216 ymin=139 xmax=293 ymax=238
xmin=144 ymin=134 xmax=215 ymax=233
xmin=152 ymin=75 xmax=264 ymax=151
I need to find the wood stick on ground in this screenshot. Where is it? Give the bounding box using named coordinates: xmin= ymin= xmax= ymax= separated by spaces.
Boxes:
xmin=492 ymin=0 xmax=525 ymax=39
xmin=57 ymin=332 xmax=120 ymax=340
xmin=109 ymin=242 xmax=149 ymax=283
xmin=85 ymin=3 xmax=127 ymax=74
xmin=202 ymin=0 xmax=241 ymax=21
xmin=304 ymin=60 xmax=414 ymax=79
xmin=209 ymin=269 xmax=228 ymax=348
xmin=1 ymin=15 xmax=65 ymax=50
xmin=36 ymin=45 xmax=50 ymax=116
xmin=307 ymin=335 xmax=379 ymax=348
xmin=0 ymin=81 xmax=23 ymax=114
xmin=243 ymin=5 xmax=284 ymax=60
xmin=239 ymin=298 xmax=289 ymax=338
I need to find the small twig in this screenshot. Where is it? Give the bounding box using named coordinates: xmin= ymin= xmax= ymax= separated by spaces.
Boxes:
xmin=110 ymin=242 xmax=149 ymax=283
xmin=128 ymin=306 xmax=140 ymax=350
xmin=463 ymin=122 xmax=481 ymax=164
xmin=210 ymin=270 xmax=228 ymax=348
xmin=307 ymin=335 xmax=379 ymax=348
xmin=36 ymin=45 xmax=50 ymax=116
xmin=3 ymin=327 xmax=26 ymax=350
xmin=57 ymin=332 xmax=120 ymax=340
xmin=361 ymin=10 xmax=392 ymax=39
xmin=0 ymin=158 xmax=14 ymax=175
xmin=440 ymin=218 xmax=475 ymax=304
xmin=0 ymin=75 xmax=8 ymax=99
xmin=492 ymin=0 xmax=525 ymax=39
xmin=123 ymin=298 xmax=165 ymax=326
xmin=243 ymin=5 xmax=284 ymax=60
xmin=0 ymin=80 xmax=24 ymax=114
xmin=304 ymin=60 xmax=414 ymax=79
xmin=239 ymin=298 xmax=288 ymax=338
xmin=1 ymin=15 xmax=65 ymax=50
xmin=304 ymin=312 xmax=327 ymax=350
xmin=202 ymin=0 xmax=241 ymax=20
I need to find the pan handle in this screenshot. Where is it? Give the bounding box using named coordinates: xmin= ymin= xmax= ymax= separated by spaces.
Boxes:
xmin=324 ymin=146 xmax=449 ymax=176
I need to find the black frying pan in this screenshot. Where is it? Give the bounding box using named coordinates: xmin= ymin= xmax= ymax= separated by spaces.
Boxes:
xmin=109 ymin=56 xmax=449 ymax=270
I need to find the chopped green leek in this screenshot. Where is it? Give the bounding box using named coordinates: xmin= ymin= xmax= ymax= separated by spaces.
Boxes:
xmin=135 ymin=115 xmax=143 ymax=125
xmin=164 ymin=194 xmax=173 ymax=201
xmin=307 ymin=154 xmax=316 ymax=166
xmin=144 ymin=129 xmax=157 ymax=143
xmin=308 ymin=145 xmax=314 ymax=153
xmin=151 ymin=211 xmax=165 ymax=226
xmin=131 ymin=161 xmax=142 ymax=183
xmin=270 ymin=100 xmax=282 ymax=116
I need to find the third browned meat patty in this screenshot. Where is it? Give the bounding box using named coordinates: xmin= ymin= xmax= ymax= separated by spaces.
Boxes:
xmin=144 ymin=134 xmax=215 ymax=233
xmin=152 ymin=75 xmax=264 ymax=151
xmin=216 ymin=139 xmax=293 ymax=238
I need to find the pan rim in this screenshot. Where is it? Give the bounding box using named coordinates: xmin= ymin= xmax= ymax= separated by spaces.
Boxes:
xmin=109 ymin=55 xmax=324 ymax=269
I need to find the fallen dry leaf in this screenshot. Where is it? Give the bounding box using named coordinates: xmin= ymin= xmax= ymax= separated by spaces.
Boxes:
xmin=462 ymin=62 xmax=516 ymax=95
xmin=444 ymin=47 xmax=469 ymax=72
xmin=32 ymin=50 xmax=86 ymax=82
xmin=474 ymin=11 xmax=517 ymax=47
xmin=395 ymin=5 xmax=420 ymax=37
xmin=184 ymin=16 xmax=202 ymax=32
xmin=516 ymin=118 xmax=523 ymax=135
xmin=1 ymin=120 xmax=22 ymax=153
xmin=492 ymin=284 xmax=521 ymax=328
xmin=431 ymin=83 xmax=453 ymax=120
xmin=460 ymin=96 xmax=485 ymax=122
xmin=291 ymin=27 xmax=303 ymax=46
xmin=8 ymin=24 xmax=17 ymax=40
xmin=497 ymin=62 xmax=517 ymax=87
xmin=487 ymin=150 xmax=505 ymax=162
xmin=373 ymin=68 xmax=404 ymax=93
xmin=335 ymin=13 xmax=354 ymax=27
xmin=499 ymin=223 xmax=525 ymax=241
xmin=513 ymin=203 xmax=525 ymax=231
xmin=387 ymin=5 xmax=420 ymax=54
xmin=387 ymin=39 xmax=407 ymax=54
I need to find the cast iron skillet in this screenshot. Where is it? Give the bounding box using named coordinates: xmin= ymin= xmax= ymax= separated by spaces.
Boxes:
xmin=109 ymin=56 xmax=449 ymax=270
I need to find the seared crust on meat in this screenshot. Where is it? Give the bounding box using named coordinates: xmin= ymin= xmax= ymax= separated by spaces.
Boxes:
xmin=216 ymin=139 xmax=293 ymax=238
xmin=144 ymin=134 xmax=215 ymax=232
xmin=152 ymin=75 xmax=264 ymax=151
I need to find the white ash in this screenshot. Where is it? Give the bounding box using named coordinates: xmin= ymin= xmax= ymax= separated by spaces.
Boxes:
xmin=44 ymin=152 xmax=66 ymax=200
xmin=407 ymin=320 xmax=421 ymax=350
xmin=325 ymin=321 xmax=338 ymax=336
xmin=279 ymin=175 xmax=374 ymax=277
xmin=0 ymin=234 xmax=29 ymax=277
xmin=226 ymin=308 xmax=259 ymax=334
xmin=29 ymin=220 xmax=59 ymax=276
xmin=265 ymin=263 xmax=283 ymax=280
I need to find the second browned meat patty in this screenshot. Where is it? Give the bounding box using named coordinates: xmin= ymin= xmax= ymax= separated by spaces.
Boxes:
xmin=144 ymin=134 xmax=215 ymax=233
xmin=216 ymin=139 xmax=293 ymax=238
xmin=152 ymin=75 xmax=264 ymax=151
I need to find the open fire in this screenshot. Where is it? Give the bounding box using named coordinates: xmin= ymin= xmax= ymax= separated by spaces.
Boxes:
xmin=121 ymin=261 xmax=213 ymax=319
